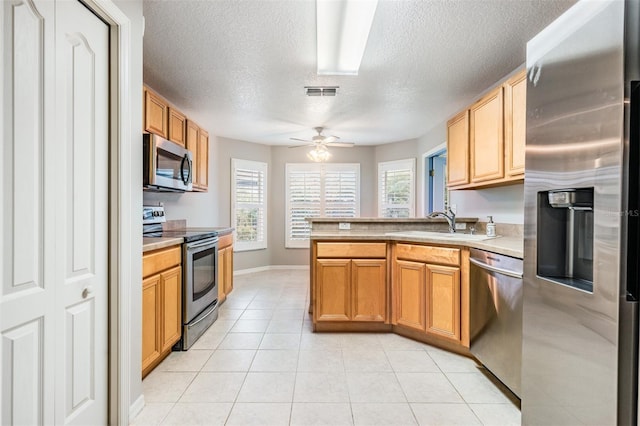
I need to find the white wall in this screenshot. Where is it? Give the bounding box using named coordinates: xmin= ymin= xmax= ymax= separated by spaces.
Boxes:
xmin=450 ymin=184 xmax=525 ymax=224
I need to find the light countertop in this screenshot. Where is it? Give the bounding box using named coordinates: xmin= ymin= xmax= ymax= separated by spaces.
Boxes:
xmin=143 ymin=237 xmax=184 ymax=253
xmin=310 ymin=231 xmax=523 ymax=259
xmin=142 ymin=227 xmax=234 ymax=253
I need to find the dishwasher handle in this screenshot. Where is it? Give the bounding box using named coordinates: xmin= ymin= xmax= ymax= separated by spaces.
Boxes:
xmin=469 ymin=257 xmax=523 ymax=279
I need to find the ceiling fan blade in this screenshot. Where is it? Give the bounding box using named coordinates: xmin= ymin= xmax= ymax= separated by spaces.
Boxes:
xmin=289 ymin=137 xmax=313 ymax=143
xmin=322 ymin=135 xmax=340 ymax=143
xmin=288 ymin=144 xmax=314 ymax=148
xmin=326 ymin=142 xmax=354 ymax=148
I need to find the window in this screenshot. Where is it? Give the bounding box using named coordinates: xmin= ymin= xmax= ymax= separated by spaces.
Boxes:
xmin=378 ymin=158 xmax=416 ymax=218
xmin=231 ymin=159 xmax=267 ymax=251
xmin=286 ymin=163 xmax=360 ymax=248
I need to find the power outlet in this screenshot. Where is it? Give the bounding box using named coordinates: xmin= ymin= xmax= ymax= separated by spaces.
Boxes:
xmin=455 ymin=222 xmax=467 ymax=230
xmin=338 ymin=222 xmax=351 ymax=230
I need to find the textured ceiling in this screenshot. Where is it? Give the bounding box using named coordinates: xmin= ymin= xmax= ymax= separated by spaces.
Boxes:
xmin=143 ymin=0 xmax=575 ymax=146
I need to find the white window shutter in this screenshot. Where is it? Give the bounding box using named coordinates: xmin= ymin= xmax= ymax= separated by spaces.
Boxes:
xmin=378 ymin=158 xmax=416 ymax=218
xmin=232 ymin=159 xmax=268 ymax=251
xmin=286 ymin=163 xmax=360 ymax=248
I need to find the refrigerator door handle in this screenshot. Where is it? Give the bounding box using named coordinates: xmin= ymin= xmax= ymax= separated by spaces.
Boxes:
xmin=627 ymin=81 xmax=640 ymax=302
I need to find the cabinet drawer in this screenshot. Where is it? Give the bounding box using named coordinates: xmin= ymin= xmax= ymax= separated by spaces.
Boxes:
xmin=218 ymin=233 xmax=233 ymax=249
xmin=395 ymin=244 xmax=460 ymax=266
xmin=143 ymin=245 xmax=181 ymax=278
xmin=316 ymin=242 xmax=386 ymax=258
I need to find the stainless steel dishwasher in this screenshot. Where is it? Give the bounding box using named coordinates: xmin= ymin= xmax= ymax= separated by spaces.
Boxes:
xmin=469 ymin=247 xmax=523 ymax=397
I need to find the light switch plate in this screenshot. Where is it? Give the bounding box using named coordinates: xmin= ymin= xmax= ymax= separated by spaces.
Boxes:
xmin=455 ymin=222 xmax=467 ymax=230
xmin=338 ymin=222 xmax=351 ymax=230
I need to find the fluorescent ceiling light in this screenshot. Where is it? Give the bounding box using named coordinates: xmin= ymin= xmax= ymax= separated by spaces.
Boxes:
xmin=316 ymin=0 xmax=378 ymax=76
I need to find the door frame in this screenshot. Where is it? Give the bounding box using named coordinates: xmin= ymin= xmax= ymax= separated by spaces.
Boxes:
xmin=79 ymin=1 xmax=133 ymax=424
xmin=420 ymin=142 xmax=446 ymax=216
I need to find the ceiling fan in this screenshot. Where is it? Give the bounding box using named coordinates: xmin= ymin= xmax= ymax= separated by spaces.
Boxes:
xmin=288 ymin=127 xmax=355 ymax=148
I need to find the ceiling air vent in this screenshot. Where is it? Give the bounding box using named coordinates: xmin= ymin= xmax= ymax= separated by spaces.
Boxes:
xmin=305 ymin=86 xmax=339 ymax=96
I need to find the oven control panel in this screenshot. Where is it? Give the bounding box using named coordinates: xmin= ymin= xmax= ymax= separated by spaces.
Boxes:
xmin=143 ymin=205 xmax=166 ymax=224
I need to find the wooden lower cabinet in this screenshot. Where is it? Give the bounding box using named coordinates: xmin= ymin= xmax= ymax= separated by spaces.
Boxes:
xmin=311 ymin=240 xmax=469 ymax=351
xmin=392 ymin=253 xmax=462 ymax=345
xmin=352 ymin=260 xmax=387 ymax=322
xmin=315 ymin=259 xmax=351 ymax=321
xmin=218 ymin=235 xmax=234 ymax=304
xmin=142 ymin=265 xmax=182 ymax=377
xmin=426 ymin=264 xmax=461 ymax=341
xmin=142 ymin=246 xmax=182 ymax=378
xmin=394 ymin=260 xmax=426 ymax=331
xmin=314 ymin=258 xmax=386 ymax=323
xmin=142 ymin=275 xmax=162 ymax=372
xmin=160 ymin=266 xmax=182 ymax=352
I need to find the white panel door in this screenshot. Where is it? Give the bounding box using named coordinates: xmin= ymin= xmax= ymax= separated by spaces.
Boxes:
xmin=55 ymin=1 xmax=109 ymax=424
xmin=1 ymin=0 xmax=56 ymax=424
xmin=1 ymin=0 xmax=109 ymax=424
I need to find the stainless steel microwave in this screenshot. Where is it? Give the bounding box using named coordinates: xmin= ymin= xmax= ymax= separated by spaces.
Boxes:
xmin=143 ymin=133 xmax=193 ymax=192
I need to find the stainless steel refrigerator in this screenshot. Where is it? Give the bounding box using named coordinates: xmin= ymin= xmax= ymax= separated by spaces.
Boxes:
xmin=523 ymin=0 xmax=640 ymax=424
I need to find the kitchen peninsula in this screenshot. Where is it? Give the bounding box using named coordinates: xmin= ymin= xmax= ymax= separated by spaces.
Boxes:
xmin=308 ymin=217 xmax=523 ymax=355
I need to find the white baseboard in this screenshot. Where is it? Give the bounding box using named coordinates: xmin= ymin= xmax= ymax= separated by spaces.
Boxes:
xmin=129 ymin=394 xmax=145 ymax=422
xmin=234 ymin=265 xmax=309 ymax=276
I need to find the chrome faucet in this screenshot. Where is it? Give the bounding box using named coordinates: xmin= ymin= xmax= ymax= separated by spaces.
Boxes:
xmin=428 ymin=207 xmax=456 ymax=233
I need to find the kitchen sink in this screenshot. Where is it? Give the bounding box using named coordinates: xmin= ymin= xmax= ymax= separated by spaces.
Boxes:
xmin=384 ymin=230 xmax=496 ymax=241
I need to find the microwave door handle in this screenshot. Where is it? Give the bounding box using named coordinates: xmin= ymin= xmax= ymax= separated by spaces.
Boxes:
xmin=180 ymin=154 xmax=191 ymax=185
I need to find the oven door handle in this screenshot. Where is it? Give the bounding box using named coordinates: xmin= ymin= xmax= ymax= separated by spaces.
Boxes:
xmin=469 ymin=257 xmax=523 ymax=279
xmin=188 ymin=302 xmax=218 ymax=328
xmin=186 ymin=239 xmax=218 ymax=251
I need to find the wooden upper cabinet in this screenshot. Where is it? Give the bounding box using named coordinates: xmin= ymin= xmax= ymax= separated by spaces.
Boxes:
xmin=168 ymin=107 xmax=187 ymax=146
xmin=446 ymin=110 xmax=470 ymax=187
xmin=186 ymin=120 xmax=209 ymax=192
xmin=504 ymin=70 xmax=527 ymax=177
xmin=470 ymin=86 xmax=504 ymax=183
xmin=197 ymin=129 xmax=209 ymax=190
xmin=144 ymin=89 xmax=168 ymax=138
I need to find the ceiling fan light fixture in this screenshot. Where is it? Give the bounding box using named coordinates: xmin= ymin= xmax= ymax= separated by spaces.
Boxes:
xmin=307 ymin=145 xmax=332 ymax=162
xmin=316 ymin=0 xmax=378 ymax=76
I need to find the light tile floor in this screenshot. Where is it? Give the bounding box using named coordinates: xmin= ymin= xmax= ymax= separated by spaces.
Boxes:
xmin=132 ymin=269 xmax=520 ymax=426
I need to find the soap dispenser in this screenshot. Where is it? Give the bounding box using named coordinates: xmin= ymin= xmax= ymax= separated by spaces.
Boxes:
xmin=486 ymin=216 xmax=496 ymax=237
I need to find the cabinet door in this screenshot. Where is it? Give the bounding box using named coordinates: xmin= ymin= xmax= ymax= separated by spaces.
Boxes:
xmin=186 ymin=120 xmax=199 ymax=190
xmin=168 ymin=107 xmax=187 ymax=147
xmin=144 ymin=89 xmax=168 ymax=138
xmin=504 ymin=70 xmax=526 ymax=177
xmin=447 ymin=110 xmax=470 ymax=187
xmin=142 ymin=274 xmax=162 ymax=375
xmin=196 ymin=129 xmax=209 ymax=190
xmin=217 ymin=247 xmax=226 ymax=304
xmin=315 ymin=259 xmax=351 ymax=321
xmin=426 ymin=264 xmax=461 ymax=342
xmin=224 ymin=245 xmax=233 ymax=295
xmin=394 ymin=260 xmax=426 ymax=331
xmin=161 ymin=266 xmax=182 ymax=353
xmin=352 ymin=259 xmax=387 ymax=322
xmin=470 ymin=86 xmax=504 ymax=183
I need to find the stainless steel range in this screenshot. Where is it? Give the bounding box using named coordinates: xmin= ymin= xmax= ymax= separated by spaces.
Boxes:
xmin=143 ymin=206 xmax=219 ymax=350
